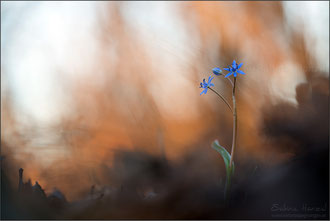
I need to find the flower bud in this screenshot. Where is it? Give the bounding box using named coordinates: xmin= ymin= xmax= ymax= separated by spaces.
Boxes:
xmin=212 ymin=67 xmax=222 ymax=76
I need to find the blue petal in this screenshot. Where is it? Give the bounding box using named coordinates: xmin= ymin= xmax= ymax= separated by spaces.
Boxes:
xmin=208 ymin=76 xmax=214 ymax=83
xmin=237 ymin=70 xmax=245 ymax=75
xmin=232 ymin=60 xmax=237 ymax=69
xmin=237 ymin=63 xmax=243 ymax=69
xmin=209 ymin=83 xmax=214 ymax=87
xmin=223 ymin=68 xmax=230 ymax=71
xmin=203 ymin=79 xmax=206 ymax=84
xmin=225 ymin=72 xmax=233 ymax=78
xmin=233 ymin=72 xmax=237 ymax=77
xmin=200 ymin=88 xmax=208 ymax=95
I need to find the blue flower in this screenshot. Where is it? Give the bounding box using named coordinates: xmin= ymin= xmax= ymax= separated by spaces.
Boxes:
xmin=200 ymin=75 xmax=215 ymax=95
xmin=223 ymin=60 xmax=245 ymax=78
xmin=212 ymin=67 xmax=222 ymax=76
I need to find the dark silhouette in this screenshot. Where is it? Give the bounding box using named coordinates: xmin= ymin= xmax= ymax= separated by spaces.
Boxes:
xmin=18 ymin=168 xmax=23 ymax=193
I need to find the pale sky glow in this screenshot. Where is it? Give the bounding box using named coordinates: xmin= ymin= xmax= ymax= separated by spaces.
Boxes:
xmin=2 ymin=2 xmax=101 ymax=125
xmin=121 ymin=2 xmax=202 ymax=120
xmin=1 ymin=1 xmax=329 ymax=127
xmin=283 ymin=1 xmax=329 ymax=72
xmin=1 ymin=1 xmax=203 ymax=126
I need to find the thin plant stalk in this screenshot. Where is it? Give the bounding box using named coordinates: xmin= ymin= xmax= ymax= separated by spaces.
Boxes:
xmin=226 ymin=77 xmax=234 ymax=87
xmin=207 ymin=87 xmax=233 ymax=113
xmin=229 ymin=77 xmax=237 ymax=168
xmin=224 ymin=77 xmax=237 ymax=202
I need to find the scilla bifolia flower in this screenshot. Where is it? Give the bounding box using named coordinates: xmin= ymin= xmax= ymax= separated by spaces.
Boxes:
xmin=199 ymin=75 xmax=215 ymax=95
xmin=199 ymin=60 xmax=246 ymax=203
xmin=223 ymin=60 xmax=245 ymax=78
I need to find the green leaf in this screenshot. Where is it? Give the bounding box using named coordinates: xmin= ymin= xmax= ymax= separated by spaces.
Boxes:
xmin=212 ymin=140 xmax=235 ymax=176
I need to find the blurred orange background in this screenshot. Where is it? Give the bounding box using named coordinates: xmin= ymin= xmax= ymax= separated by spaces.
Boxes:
xmin=1 ymin=1 xmax=329 ymax=200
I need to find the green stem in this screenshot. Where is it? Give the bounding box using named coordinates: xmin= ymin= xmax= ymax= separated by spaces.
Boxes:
xmin=207 ymin=87 xmax=233 ymax=113
xmin=224 ymin=77 xmax=237 ymax=204
xmin=229 ymin=77 xmax=237 ymax=168
xmin=224 ymin=166 xmax=232 ymax=203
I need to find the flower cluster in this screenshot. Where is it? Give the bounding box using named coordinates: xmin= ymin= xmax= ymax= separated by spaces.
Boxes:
xmin=199 ymin=60 xmax=245 ymax=95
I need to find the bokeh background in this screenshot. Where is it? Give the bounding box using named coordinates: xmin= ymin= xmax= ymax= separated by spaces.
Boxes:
xmin=1 ymin=1 xmax=329 ymax=219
